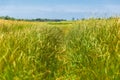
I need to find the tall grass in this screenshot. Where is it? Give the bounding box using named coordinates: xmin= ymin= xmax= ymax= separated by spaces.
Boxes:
xmin=65 ymin=19 xmax=120 ymax=79
xmin=0 ymin=19 xmax=120 ymax=79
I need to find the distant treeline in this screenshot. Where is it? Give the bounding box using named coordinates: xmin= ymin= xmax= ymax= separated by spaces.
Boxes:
xmin=0 ymin=16 xmax=66 ymax=22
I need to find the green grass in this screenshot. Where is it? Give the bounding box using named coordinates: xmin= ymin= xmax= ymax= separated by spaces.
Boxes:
xmin=0 ymin=18 xmax=120 ymax=80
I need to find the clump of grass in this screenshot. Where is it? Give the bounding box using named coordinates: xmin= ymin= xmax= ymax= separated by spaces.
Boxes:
xmin=65 ymin=19 xmax=120 ymax=79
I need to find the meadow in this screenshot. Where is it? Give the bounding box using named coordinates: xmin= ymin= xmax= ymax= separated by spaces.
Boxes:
xmin=0 ymin=18 xmax=120 ymax=80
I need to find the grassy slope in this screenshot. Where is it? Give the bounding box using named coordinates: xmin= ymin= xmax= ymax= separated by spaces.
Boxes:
xmin=0 ymin=19 xmax=120 ymax=80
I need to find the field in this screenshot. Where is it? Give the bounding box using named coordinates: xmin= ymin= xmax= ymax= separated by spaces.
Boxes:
xmin=0 ymin=18 xmax=120 ymax=80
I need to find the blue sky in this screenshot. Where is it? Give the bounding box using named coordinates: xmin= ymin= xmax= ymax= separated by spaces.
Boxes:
xmin=0 ymin=0 xmax=120 ymax=19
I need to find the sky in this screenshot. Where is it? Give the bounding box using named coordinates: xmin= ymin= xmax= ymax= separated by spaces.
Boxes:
xmin=0 ymin=0 xmax=120 ymax=19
